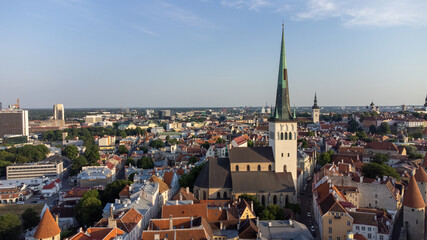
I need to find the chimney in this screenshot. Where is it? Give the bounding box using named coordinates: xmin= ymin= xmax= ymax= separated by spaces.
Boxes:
xmin=55 ymin=214 xmax=59 ymax=224
xmin=268 ymin=221 xmax=272 ymax=227
xmin=251 ymin=201 xmax=254 ymax=212
xmin=220 ymin=221 xmax=223 ymax=230
xmin=360 ymin=176 xmax=363 ymax=183
xmin=186 ymin=187 xmax=190 ymax=194
xmin=169 ymin=215 xmax=173 ymax=230
xmin=190 ymin=216 xmax=193 ymax=228
xmin=256 ymin=217 xmax=259 ymax=227
xmin=175 ymin=200 xmax=178 ymax=205
xmin=179 ymin=193 xmax=183 ymax=201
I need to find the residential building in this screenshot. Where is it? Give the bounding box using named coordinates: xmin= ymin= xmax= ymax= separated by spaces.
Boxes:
xmin=77 ymin=166 xmax=115 ymax=187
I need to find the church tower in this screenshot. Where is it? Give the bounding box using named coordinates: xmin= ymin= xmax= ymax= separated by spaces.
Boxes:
xmin=312 ymin=93 xmax=320 ymax=124
xmin=269 ymin=25 xmax=298 ymax=191
xmin=403 ymin=174 xmax=425 ymax=240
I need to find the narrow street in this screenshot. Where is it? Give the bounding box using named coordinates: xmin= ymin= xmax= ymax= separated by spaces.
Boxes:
xmin=297 ymin=177 xmax=319 ymax=239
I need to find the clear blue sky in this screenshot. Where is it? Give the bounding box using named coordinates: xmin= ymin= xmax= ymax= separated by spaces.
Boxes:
xmin=1 ymin=0 xmax=427 ymax=108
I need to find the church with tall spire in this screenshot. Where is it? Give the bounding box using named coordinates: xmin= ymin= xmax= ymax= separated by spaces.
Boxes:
xmin=194 ymin=25 xmax=297 ymax=207
xmin=312 ymin=93 xmax=320 ymax=123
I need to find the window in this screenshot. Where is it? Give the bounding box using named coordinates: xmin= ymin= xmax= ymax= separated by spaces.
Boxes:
xmin=329 ymin=219 xmax=332 ymax=224
xmin=362 ymin=227 xmax=365 ymax=231
xmin=257 ymin=165 xmax=261 ymax=171
xmin=223 ymin=192 xmax=227 ymax=199
xmin=379 ymin=236 xmax=384 ymax=240
xmin=368 ymin=233 xmax=372 ymax=239
xmin=288 ymin=153 xmax=290 ymax=157
xmin=217 ymin=192 xmax=220 ymax=199
xmin=329 ymin=227 xmax=332 ymax=234
xmin=281 ymin=153 xmax=284 ymax=157
xmin=273 ymin=195 xmax=277 ymax=204
xmin=347 ymin=221 xmax=350 ymax=226
xmin=329 ymin=237 xmax=332 ymax=240
xmin=356 ymin=226 xmax=360 ymax=230
xmin=281 ymin=132 xmax=284 ymax=140
xmin=289 ymin=132 xmax=292 ymax=139
xmin=236 ymin=165 xmax=239 ymax=172
xmin=375 ymin=194 xmax=378 ymax=198
xmin=368 ymin=227 xmax=371 ymax=231
xmin=268 ymin=165 xmax=272 ymax=171
xmin=247 ymin=165 xmax=250 ymax=171
xmin=284 ymin=165 xmax=287 ymax=171
xmin=337 ymin=238 xmax=340 ymax=240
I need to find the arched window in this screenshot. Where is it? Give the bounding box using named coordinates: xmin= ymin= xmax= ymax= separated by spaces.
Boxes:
xmin=268 ymin=165 xmax=272 ymax=171
xmin=273 ymin=195 xmax=277 ymax=204
xmin=285 ymin=195 xmax=289 ymax=206
xmin=217 ymin=192 xmax=221 ymax=199
xmin=281 ymin=132 xmax=283 ymax=140
xmin=289 ymin=132 xmax=292 ymax=140
xmin=236 ymin=165 xmax=239 ymax=172
xmin=284 ymin=165 xmax=287 ymax=172
xmin=223 ymin=192 xmax=228 ymax=199
xmin=203 ymin=191 xmax=207 ymax=200
xmin=261 ymin=195 xmax=266 ymax=206
xmin=258 ymin=165 xmax=261 ymax=171
xmin=247 ymin=165 xmax=250 ymax=171
xmin=285 ymin=132 xmax=288 ymax=140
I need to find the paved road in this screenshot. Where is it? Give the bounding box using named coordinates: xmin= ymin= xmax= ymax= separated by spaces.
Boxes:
xmin=297 ymin=178 xmax=319 ymax=239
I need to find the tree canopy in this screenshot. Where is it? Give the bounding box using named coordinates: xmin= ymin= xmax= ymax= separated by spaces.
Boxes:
xmin=318 ymin=150 xmax=334 ymax=166
xmin=21 ymin=208 xmax=40 ymax=230
xmin=0 ymin=214 xmax=22 ymax=240
xmin=63 ymin=145 xmax=78 ymax=159
xmin=179 ymin=163 xmax=205 ymax=189
xmin=362 ymin=163 xmax=400 ymax=180
xmin=137 ymin=156 xmax=154 ymax=169
xmin=100 ymin=180 xmax=133 ymax=204
xmin=75 ymin=190 xmax=103 ymax=227
xmin=117 ymin=145 xmax=128 ymax=155
xmin=149 ymin=139 xmax=164 ymax=149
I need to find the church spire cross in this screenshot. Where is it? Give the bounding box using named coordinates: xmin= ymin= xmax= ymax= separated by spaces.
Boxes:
xmin=272 ymin=25 xmax=293 ymax=121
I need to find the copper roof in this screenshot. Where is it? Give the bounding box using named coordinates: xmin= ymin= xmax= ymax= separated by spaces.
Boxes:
xmin=34 ymin=208 xmax=61 ymax=239
xmin=414 ymin=166 xmax=427 ymax=183
xmin=403 ymin=175 xmax=425 ymax=209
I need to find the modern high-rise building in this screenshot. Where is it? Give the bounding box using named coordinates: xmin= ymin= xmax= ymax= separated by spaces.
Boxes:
xmin=0 ymin=109 xmax=29 ymax=138
xmin=159 ymin=110 xmax=171 ymax=119
xmin=53 ymin=104 xmax=65 ymax=120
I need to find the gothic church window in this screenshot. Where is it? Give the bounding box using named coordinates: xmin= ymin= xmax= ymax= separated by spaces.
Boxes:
xmin=236 ymin=165 xmax=239 ymax=172
xmin=247 ymin=165 xmax=250 ymax=171
xmin=258 ymin=165 xmax=261 ymax=171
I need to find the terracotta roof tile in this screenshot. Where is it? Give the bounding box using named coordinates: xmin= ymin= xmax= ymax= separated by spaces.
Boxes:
xmin=34 ymin=208 xmax=61 ymax=239
xmin=403 ymin=175 xmax=425 ymax=209
xmin=414 ymin=166 xmax=427 ymax=183
xmin=149 ymin=175 xmax=169 ymax=194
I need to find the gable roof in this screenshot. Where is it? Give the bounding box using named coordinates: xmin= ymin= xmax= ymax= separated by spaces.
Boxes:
xmin=34 ymin=208 xmax=61 ymax=239
xmin=149 ymin=175 xmax=169 ymax=194
xmin=161 ymin=204 xmax=208 ymax=219
xmin=171 ymin=188 xmax=198 ymax=201
xmin=229 ymin=147 xmax=274 ymax=163
xmin=194 ymin=158 xmax=232 ymax=189
xmin=163 ymin=172 xmax=175 ymax=187
xmin=231 ymin=171 xmax=294 ymax=193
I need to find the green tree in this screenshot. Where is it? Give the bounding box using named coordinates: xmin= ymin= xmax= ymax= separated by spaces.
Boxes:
xmin=125 ymin=157 xmax=136 ymax=166
xmin=84 ymin=145 xmax=100 ymax=164
xmin=63 ymin=145 xmax=78 ymax=159
xmin=141 ymin=146 xmax=149 ymax=154
xmin=362 ymin=163 xmax=400 ymax=180
xmin=356 ymin=131 xmax=367 ymax=140
xmin=404 ymin=145 xmax=424 ymax=159
xmin=285 ymin=203 xmax=301 ymax=214
xmin=117 ymin=145 xmax=128 ymax=155
xmin=201 ymin=141 xmax=210 ymax=150
xmin=75 ymin=191 xmax=103 ymax=227
xmin=369 ymin=125 xmax=377 ymax=134
xmin=70 ymin=156 xmax=88 ymax=176
xmin=100 ymin=180 xmax=133 ymax=204
xmin=216 ymin=138 xmax=226 ymax=144
xmin=21 ymin=208 xmax=40 ymax=230
xmin=298 ymin=139 xmax=308 ymax=148
xmin=150 ymin=139 xmax=164 ymax=149
xmin=137 ymin=156 xmax=154 ymax=169
xmin=318 ymin=150 xmax=334 ymax=166
xmin=260 ymin=209 xmax=275 ymax=220
xmin=247 ymin=139 xmax=254 ymax=147
xmin=0 ymin=214 xmax=22 ymax=240
xmin=239 ymin=194 xmax=264 ymax=216
xmin=188 ymin=156 xmax=198 ymax=165
xmin=179 ymin=163 xmax=206 ymax=189
xmin=372 ymin=153 xmax=389 ymax=164
xmin=266 ymin=204 xmax=285 ymax=220
xmin=347 ymin=119 xmax=360 ymax=132
xmin=378 ymin=122 xmax=391 ymax=135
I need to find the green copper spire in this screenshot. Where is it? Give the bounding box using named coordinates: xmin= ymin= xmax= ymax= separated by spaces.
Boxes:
xmin=272 ymin=24 xmax=293 ymax=121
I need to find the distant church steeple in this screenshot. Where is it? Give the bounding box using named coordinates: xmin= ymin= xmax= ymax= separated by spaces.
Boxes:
xmin=272 ymin=24 xmax=293 ymax=121
xmin=312 ymin=93 xmax=320 ymax=124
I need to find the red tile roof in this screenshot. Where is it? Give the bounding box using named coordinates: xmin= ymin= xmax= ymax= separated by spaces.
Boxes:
xmin=34 ymin=208 xmax=61 ymax=239
xmin=403 ymin=175 xmax=425 ymax=209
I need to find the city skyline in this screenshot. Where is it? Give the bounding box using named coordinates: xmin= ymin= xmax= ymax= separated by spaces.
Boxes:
xmin=1 ymin=0 xmax=427 ymax=108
